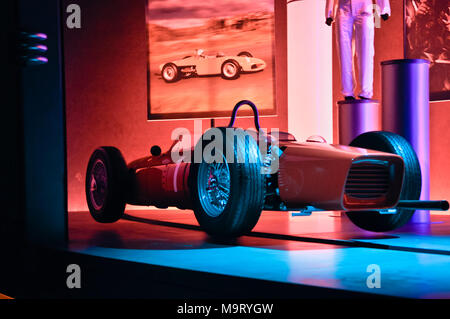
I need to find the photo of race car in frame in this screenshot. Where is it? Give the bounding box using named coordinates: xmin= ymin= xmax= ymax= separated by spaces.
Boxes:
xmin=147 ymin=0 xmax=276 ymax=119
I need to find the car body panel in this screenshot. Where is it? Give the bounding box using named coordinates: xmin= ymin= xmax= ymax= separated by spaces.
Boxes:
xmin=278 ymin=141 xmax=404 ymax=210
xmin=128 ymin=154 xmax=192 ymax=209
xmin=124 ymin=136 xmax=405 ymax=213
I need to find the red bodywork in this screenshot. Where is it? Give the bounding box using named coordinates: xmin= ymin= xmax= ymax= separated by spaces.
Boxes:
xmin=125 ymin=134 xmax=405 ymax=212
xmin=278 ymin=141 xmax=404 ymax=211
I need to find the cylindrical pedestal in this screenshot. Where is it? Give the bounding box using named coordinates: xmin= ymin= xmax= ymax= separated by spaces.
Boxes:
xmin=338 ymin=100 xmax=381 ymax=145
xmin=381 ymin=59 xmax=430 ymax=224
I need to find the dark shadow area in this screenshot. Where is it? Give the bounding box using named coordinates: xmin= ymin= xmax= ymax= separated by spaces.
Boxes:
xmin=350 ymin=235 xmax=399 ymax=240
xmin=123 ymin=213 xmax=450 ymax=256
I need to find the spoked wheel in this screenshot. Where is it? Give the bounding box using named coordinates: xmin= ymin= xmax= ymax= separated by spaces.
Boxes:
xmin=346 ymin=131 xmax=422 ymax=232
xmin=221 ymin=60 xmax=240 ymax=80
xmin=197 ymin=153 xmax=231 ymax=218
xmin=161 ymin=63 xmax=179 ymax=83
xmin=86 ymin=147 xmax=128 ymax=223
xmin=190 ymin=127 xmax=265 ymax=238
xmin=88 ymin=159 xmax=108 ymax=211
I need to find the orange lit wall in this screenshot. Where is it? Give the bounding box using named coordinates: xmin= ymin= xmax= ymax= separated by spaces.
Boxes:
xmin=430 ymin=100 xmax=450 ymax=201
xmin=331 ymin=1 xmax=450 ymax=203
xmin=64 ymin=0 xmax=287 ymax=211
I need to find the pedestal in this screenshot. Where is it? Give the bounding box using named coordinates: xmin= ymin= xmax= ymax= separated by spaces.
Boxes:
xmin=338 ymin=99 xmax=381 ymax=145
xmin=381 ymin=59 xmax=430 ymax=224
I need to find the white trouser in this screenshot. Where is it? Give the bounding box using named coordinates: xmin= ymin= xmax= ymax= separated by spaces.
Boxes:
xmin=336 ymin=12 xmax=374 ymax=98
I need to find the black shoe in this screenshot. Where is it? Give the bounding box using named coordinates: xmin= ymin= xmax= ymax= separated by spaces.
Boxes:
xmin=344 ymin=96 xmax=356 ymax=101
xmin=358 ymin=95 xmax=371 ymax=100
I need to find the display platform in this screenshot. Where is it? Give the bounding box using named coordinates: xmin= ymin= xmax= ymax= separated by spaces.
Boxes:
xmin=69 ymin=210 xmax=450 ymax=298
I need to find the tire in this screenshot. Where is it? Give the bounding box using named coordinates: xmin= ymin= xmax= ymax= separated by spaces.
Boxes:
xmin=237 ymin=51 xmax=253 ymax=57
xmin=190 ymin=127 xmax=265 ymax=238
xmin=221 ymin=59 xmax=241 ymax=80
xmin=161 ymin=62 xmax=180 ymax=83
xmin=346 ymin=131 xmax=422 ymax=232
xmin=86 ymin=147 xmax=128 ymax=223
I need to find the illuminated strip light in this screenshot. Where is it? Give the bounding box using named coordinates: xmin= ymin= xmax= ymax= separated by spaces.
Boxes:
xmin=28 ymin=56 xmax=48 ymax=65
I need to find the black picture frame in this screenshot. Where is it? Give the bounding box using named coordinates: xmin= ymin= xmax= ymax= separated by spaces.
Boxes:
xmin=146 ymin=0 xmax=279 ymax=120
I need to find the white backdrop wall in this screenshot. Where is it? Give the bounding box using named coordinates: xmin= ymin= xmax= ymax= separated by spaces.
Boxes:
xmin=287 ymin=0 xmax=333 ymax=142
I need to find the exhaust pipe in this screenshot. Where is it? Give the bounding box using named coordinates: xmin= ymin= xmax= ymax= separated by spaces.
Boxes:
xmin=396 ymin=200 xmax=449 ymax=211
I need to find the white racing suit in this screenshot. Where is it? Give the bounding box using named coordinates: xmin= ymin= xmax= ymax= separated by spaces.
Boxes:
xmin=326 ymin=0 xmax=391 ymax=98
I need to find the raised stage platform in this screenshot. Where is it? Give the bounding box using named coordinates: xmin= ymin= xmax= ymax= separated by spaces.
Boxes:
xmin=69 ymin=210 xmax=450 ymax=298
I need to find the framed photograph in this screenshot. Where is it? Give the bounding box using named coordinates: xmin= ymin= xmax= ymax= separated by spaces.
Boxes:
xmin=404 ymin=0 xmax=450 ymax=101
xmin=146 ymin=0 xmax=277 ymax=119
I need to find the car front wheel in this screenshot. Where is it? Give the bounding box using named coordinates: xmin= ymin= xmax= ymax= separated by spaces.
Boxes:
xmin=190 ymin=127 xmax=265 ymax=238
xmin=346 ymin=131 xmax=422 ymax=232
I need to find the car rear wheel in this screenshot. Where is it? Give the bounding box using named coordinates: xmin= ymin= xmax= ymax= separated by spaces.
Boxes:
xmin=346 ymin=131 xmax=422 ymax=232
xmin=86 ymin=147 xmax=128 ymax=223
xmin=237 ymin=51 xmax=253 ymax=57
xmin=190 ymin=127 xmax=265 ymax=238
xmin=221 ymin=60 xmax=240 ymax=80
xmin=162 ymin=63 xmax=180 ymax=83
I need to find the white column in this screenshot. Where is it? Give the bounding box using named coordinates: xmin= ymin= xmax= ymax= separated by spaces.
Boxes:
xmin=287 ymin=0 xmax=333 ymax=143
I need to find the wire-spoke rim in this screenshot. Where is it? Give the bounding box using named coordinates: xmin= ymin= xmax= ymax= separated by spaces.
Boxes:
xmin=197 ymin=152 xmax=231 ymax=218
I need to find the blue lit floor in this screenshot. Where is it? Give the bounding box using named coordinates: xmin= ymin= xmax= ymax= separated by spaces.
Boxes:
xmin=69 ymin=210 xmax=450 ymax=298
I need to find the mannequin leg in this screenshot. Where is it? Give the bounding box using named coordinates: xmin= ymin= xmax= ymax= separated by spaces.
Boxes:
xmin=336 ymin=14 xmax=355 ymax=97
xmin=355 ymin=14 xmax=375 ymax=99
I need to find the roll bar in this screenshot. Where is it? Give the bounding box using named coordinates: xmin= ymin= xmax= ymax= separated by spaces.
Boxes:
xmin=227 ymin=100 xmax=261 ymax=132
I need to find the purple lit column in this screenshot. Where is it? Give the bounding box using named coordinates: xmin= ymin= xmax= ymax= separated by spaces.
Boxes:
xmin=381 ymin=59 xmax=430 ymax=224
xmin=338 ymin=100 xmax=381 ymax=145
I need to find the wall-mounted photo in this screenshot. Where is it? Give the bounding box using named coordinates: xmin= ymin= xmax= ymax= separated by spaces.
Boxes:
xmin=405 ymin=0 xmax=450 ymax=101
xmin=147 ymin=0 xmax=276 ymax=119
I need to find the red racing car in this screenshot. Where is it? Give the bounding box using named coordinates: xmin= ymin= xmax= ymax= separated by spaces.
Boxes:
xmin=86 ymin=100 xmax=448 ymax=237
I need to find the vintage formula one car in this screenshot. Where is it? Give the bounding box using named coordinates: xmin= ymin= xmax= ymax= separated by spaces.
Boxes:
xmin=159 ymin=51 xmax=266 ymax=83
xmin=86 ymin=100 xmax=449 ymax=238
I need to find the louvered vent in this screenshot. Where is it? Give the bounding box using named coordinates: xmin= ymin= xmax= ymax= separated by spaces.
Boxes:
xmin=345 ymin=162 xmax=390 ymax=199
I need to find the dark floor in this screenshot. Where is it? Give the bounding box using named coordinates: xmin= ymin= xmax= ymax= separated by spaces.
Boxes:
xmin=69 ymin=210 xmax=450 ymax=298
